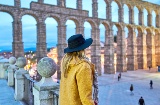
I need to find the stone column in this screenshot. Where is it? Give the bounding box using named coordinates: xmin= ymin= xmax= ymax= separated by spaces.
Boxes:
xmin=146 ymin=32 xmax=156 ymax=68
xmin=14 ymin=0 xmax=21 ymax=8
xmin=12 ymin=20 xmax=24 ymax=58
xmin=92 ymin=0 xmax=98 ymax=18
xmin=91 ymin=28 xmax=101 ymax=75
xmin=127 ymin=28 xmax=138 ymax=70
xmin=7 ymin=57 xmax=17 ymax=86
xmin=151 ymin=35 xmax=156 ymax=67
xmin=36 ymin=22 xmax=47 ymax=62
xmin=129 ymin=7 xmax=134 ymax=24
xmin=57 ymin=25 xmax=67 ymax=79
xmin=76 ymin=25 xmax=84 ymax=35
xmin=77 ymin=0 xmax=82 ymax=10
xmin=137 ymin=31 xmax=147 ymax=69
xmin=57 ymin=0 xmax=66 ymax=7
xmin=156 ymin=14 xmax=160 ymax=28
xmin=155 ymin=32 xmax=160 ymax=65
xmin=106 ymin=3 xmax=112 ymax=21
xmin=38 ymin=0 xmax=44 ymax=3
xmin=148 ymin=13 xmax=152 ymax=26
xmin=139 ymin=9 xmax=144 ymax=25
xmin=116 ymin=28 xmax=127 ymax=72
xmin=118 ymin=6 xmax=124 ymax=22
xmin=33 ymin=57 xmax=59 ymax=105
xmin=14 ymin=57 xmax=28 ymax=100
xmin=104 ymin=29 xmax=115 ymax=74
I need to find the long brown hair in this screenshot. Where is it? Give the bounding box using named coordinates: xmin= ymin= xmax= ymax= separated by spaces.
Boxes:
xmin=61 ymin=50 xmax=87 ymax=78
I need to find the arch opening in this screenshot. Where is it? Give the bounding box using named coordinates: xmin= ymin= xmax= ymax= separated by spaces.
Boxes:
xmin=98 ymin=0 xmax=106 ymax=19
xmin=152 ymin=10 xmax=156 ymax=27
xmin=143 ymin=8 xmax=148 ymax=26
xmin=111 ymin=1 xmax=119 ymax=22
xmin=112 ymin=25 xmax=118 ymax=72
xmin=82 ymin=0 xmax=92 ymax=17
xmin=123 ymin=4 xmax=129 ymax=24
xmin=0 ymin=12 xmax=13 ymax=54
xmin=99 ymin=24 xmax=105 ymax=73
xmin=66 ymin=20 xmax=76 ymax=40
xmin=66 ymin=0 xmax=76 ymax=9
xmin=134 ymin=6 xmax=139 ymax=25
xmin=22 ymin=15 xmax=37 ymax=52
xmin=21 ymin=0 xmax=38 ymax=8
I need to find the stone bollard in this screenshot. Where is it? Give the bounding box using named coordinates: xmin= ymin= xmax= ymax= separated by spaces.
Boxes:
xmin=7 ymin=57 xmax=18 ymax=86
xmin=33 ymin=57 xmax=59 ymax=105
xmin=0 ymin=57 xmax=9 ymax=79
xmin=14 ymin=57 xmax=28 ymax=101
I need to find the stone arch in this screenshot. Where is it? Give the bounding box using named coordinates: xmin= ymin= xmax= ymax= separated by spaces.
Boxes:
xmin=84 ymin=18 xmax=97 ymax=29
xmin=114 ymin=0 xmax=122 ymax=8
xmin=104 ymin=0 xmax=110 ymax=5
xmin=0 ymin=7 xmax=15 ymax=20
xmin=19 ymin=10 xmax=39 ymax=23
xmin=146 ymin=28 xmax=152 ymax=33
xmin=65 ymin=16 xmax=80 ymax=28
xmin=114 ymin=23 xmax=123 ymax=31
xmin=99 ymin=20 xmax=110 ymax=30
xmin=43 ymin=13 xmax=61 ymax=25
xmin=137 ymin=26 xmax=143 ymax=34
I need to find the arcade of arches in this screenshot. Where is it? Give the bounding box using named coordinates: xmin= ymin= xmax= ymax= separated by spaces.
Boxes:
xmin=0 ymin=0 xmax=160 ymax=78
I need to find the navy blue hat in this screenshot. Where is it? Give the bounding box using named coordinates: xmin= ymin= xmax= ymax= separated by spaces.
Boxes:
xmin=64 ymin=34 xmax=93 ymax=53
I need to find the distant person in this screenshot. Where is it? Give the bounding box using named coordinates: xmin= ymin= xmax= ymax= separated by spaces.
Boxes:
xmin=118 ymin=74 xmax=120 ymax=81
xmin=139 ymin=97 xmax=145 ymax=105
xmin=130 ymin=84 xmax=134 ymax=95
xmin=148 ymin=66 xmax=151 ymax=70
xmin=150 ymin=80 xmax=153 ymax=89
xmin=119 ymin=72 xmax=121 ymax=78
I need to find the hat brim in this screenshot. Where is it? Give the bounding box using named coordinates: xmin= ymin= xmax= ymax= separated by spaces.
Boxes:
xmin=64 ymin=38 xmax=93 ymax=53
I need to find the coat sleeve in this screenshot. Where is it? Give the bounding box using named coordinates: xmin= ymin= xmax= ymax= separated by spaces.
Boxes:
xmin=76 ymin=63 xmax=95 ymax=105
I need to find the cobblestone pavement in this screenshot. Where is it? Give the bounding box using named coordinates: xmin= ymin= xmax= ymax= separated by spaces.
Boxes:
xmin=98 ymin=68 xmax=160 ymax=105
xmin=0 ymin=79 xmax=21 ymax=105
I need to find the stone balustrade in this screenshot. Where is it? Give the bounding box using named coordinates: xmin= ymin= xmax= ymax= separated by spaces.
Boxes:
xmin=7 ymin=57 xmax=18 ymax=86
xmin=0 ymin=56 xmax=60 ymax=105
xmin=0 ymin=57 xmax=9 ymax=79
xmin=33 ymin=57 xmax=59 ymax=105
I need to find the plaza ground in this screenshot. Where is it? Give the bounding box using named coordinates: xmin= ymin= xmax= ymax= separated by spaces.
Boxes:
xmin=0 ymin=68 xmax=160 ymax=105
xmin=99 ymin=68 xmax=160 ymax=105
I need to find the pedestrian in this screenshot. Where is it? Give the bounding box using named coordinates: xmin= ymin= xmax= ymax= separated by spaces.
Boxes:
xmin=138 ymin=96 xmax=145 ymax=105
xmin=119 ymin=72 xmax=121 ymax=78
xmin=59 ymin=34 xmax=97 ymax=105
xmin=150 ymin=80 xmax=153 ymax=89
xmin=130 ymin=84 xmax=134 ymax=95
xmin=118 ymin=74 xmax=120 ymax=81
xmin=148 ymin=66 xmax=151 ymax=70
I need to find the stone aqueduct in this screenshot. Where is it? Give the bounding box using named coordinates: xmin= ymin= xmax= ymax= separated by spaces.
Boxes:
xmin=1 ymin=0 xmax=160 ymax=77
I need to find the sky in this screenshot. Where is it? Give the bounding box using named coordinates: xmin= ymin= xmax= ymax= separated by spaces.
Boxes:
xmin=0 ymin=0 xmax=160 ymax=51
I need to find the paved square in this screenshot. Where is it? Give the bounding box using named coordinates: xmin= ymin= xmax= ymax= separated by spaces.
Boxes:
xmin=98 ymin=69 xmax=160 ymax=105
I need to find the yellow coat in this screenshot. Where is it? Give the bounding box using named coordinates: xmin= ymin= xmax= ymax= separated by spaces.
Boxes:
xmin=59 ymin=56 xmax=95 ymax=105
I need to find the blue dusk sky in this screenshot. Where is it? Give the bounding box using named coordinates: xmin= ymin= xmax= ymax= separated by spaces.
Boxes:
xmin=0 ymin=0 xmax=160 ymax=51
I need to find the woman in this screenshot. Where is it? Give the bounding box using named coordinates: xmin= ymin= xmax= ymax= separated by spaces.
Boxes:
xmin=59 ymin=34 xmax=97 ymax=105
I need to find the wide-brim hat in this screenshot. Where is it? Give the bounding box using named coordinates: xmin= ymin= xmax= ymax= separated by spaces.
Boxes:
xmin=64 ymin=34 xmax=93 ymax=53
